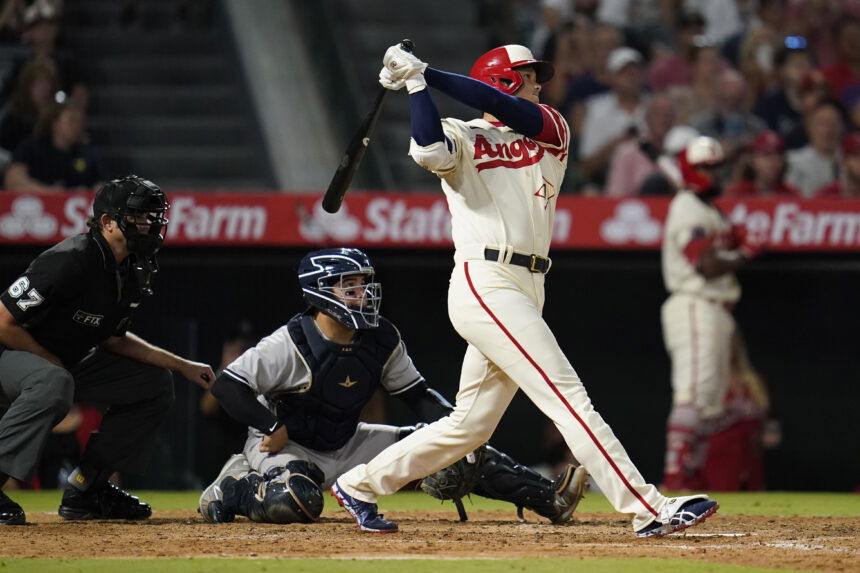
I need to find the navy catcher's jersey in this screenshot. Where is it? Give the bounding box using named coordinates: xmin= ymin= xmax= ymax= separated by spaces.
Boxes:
xmin=223 ymin=312 xmax=424 ymax=451
xmin=0 ymin=231 xmax=142 ymax=367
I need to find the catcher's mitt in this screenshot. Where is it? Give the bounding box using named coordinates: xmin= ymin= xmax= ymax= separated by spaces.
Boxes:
xmin=419 ymin=445 xmax=487 ymax=521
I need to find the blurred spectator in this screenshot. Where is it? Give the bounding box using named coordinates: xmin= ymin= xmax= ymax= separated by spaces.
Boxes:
xmin=785 ymin=0 xmax=860 ymax=68
xmin=604 ymin=93 xmax=675 ymax=197
xmin=0 ymin=55 xmax=58 ymax=158
xmin=0 ymin=0 xmax=27 ymax=43
xmin=723 ymin=0 xmax=787 ymax=69
xmin=820 ymin=17 xmax=860 ymax=105
xmin=753 ymin=39 xmax=816 ymax=147
xmin=786 ymin=99 xmax=845 ymax=196
xmin=529 ymin=0 xmax=574 ymax=59
xmin=562 ymin=23 xmax=621 ymax=131
xmin=784 ymin=69 xmax=835 ymax=149
xmin=724 ymin=130 xmax=802 ymax=198
xmin=701 ymin=329 xmax=780 ymax=492
xmin=638 ymin=124 xmax=700 ymax=195
xmin=4 ymin=101 xmax=102 ymax=191
xmin=595 ymin=0 xmax=675 ymax=56
xmin=0 ymin=0 xmax=87 ymax=110
xmin=733 ymin=1 xmax=787 ymax=101
xmin=815 ymin=130 xmax=860 ymax=197
xmin=689 ymin=68 xmax=768 ymax=168
xmin=683 ymin=0 xmax=743 ymax=46
xmin=842 ymin=83 xmax=860 ymax=129
xmin=577 ymin=46 xmax=647 ymax=193
xmin=648 ymin=10 xmax=706 ymax=92
xmin=675 ymin=38 xmax=730 ymax=123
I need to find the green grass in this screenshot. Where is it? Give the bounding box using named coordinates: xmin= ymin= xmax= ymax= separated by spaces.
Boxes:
xmin=0 ymin=558 xmax=817 ymax=573
xmin=9 ymin=489 xmax=860 ymax=517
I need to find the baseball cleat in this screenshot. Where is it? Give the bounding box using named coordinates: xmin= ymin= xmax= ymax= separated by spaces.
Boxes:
xmin=0 ymin=490 xmax=25 ymax=525
xmin=549 ymin=464 xmax=589 ymax=524
xmin=198 ymin=453 xmax=251 ymax=523
xmin=58 ymin=482 xmax=152 ymax=520
xmin=330 ymin=481 xmax=398 ymax=533
xmin=635 ymin=494 xmax=719 ymax=538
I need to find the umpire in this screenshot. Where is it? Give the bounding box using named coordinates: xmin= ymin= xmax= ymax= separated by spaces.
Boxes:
xmin=0 ymin=175 xmax=214 ymax=525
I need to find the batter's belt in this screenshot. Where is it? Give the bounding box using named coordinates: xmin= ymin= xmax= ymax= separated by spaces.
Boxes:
xmin=483 ymin=248 xmax=551 ymax=274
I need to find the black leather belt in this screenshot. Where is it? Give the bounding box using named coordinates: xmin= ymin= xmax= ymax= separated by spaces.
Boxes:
xmin=484 ymin=248 xmax=550 ymax=274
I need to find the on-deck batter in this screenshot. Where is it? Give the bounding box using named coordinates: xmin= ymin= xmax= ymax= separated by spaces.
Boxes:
xmin=660 ymin=136 xmax=764 ymax=490
xmin=331 ymin=42 xmax=719 ymax=537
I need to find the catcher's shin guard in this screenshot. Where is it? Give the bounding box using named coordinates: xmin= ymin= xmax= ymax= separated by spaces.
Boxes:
xmin=471 ymin=445 xmax=587 ymax=523
xmin=222 ymin=461 xmax=325 ymax=524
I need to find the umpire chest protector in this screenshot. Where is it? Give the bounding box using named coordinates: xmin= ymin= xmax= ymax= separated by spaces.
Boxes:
xmin=277 ymin=313 xmax=399 ymax=451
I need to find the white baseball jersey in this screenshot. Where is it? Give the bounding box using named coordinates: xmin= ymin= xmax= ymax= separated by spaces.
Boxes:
xmin=662 ymin=189 xmax=740 ymax=303
xmin=661 ymin=189 xmax=739 ymax=488
xmin=341 ymin=105 xmax=676 ymax=532
xmin=222 ymin=320 xmax=423 ymax=408
xmin=412 ymin=105 xmax=569 ymax=260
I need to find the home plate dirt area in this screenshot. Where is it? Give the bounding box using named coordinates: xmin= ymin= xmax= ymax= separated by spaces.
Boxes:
xmin=1 ymin=510 xmax=858 ymax=571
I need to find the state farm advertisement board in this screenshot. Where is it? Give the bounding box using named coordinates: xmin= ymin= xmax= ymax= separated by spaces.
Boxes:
xmin=0 ymin=191 xmax=859 ymax=252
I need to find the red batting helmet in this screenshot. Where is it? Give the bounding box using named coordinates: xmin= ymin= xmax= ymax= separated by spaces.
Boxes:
xmin=678 ymin=136 xmax=725 ymax=193
xmin=470 ymin=45 xmax=554 ymax=95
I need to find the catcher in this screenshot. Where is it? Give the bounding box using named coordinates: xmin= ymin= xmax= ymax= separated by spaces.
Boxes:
xmin=198 ymin=247 xmax=587 ymax=527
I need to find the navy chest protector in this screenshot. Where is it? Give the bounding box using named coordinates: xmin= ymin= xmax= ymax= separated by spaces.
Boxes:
xmin=276 ymin=313 xmax=399 ymax=451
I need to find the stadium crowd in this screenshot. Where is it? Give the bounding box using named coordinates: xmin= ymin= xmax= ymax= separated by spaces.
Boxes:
xmin=487 ymin=0 xmax=860 ymax=198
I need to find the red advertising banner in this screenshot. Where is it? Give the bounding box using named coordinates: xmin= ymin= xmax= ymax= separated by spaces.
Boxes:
xmin=1 ymin=191 xmax=859 ymax=252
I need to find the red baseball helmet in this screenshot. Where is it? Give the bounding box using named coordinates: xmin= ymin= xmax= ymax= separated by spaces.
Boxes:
xmin=470 ymin=45 xmax=554 ymax=95
xmin=679 ymin=136 xmax=725 ymax=193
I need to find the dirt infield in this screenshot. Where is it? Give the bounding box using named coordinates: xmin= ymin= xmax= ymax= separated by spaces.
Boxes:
xmin=1 ymin=510 xmax=858 ymax=571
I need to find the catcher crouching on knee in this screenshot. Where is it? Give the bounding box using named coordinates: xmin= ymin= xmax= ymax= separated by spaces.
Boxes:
xmin=198 ymin=248 xmax=587 ymax=528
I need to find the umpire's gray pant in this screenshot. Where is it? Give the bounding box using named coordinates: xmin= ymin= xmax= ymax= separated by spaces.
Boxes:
xmin=0 ymin=348 xmax=174 ymax=483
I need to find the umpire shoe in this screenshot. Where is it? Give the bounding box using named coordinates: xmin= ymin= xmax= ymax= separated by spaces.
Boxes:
xmin=635 ymin=494 xmax=719 ymax=538
xmin=330 ymin=481 xmax=398 ymax=533
xmin=549 ymin=464 xmax=589 ymax=524
xmin=58 ymin=482 xmax=152 ymax=520
xmin=0 ymin=490 xmax=25 ymax=525
xmin=199 ymin=453 xmax=251 ymax=523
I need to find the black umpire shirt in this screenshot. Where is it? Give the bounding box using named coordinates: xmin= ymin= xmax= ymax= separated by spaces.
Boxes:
xmin=0 ymin=230 xmax=141 ymax=368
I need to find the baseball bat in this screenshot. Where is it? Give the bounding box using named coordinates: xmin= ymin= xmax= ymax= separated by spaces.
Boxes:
xmin=322 ymin=39 xmax=414 ymax=214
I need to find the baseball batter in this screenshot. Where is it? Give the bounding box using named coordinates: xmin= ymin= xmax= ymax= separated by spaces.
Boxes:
xmin=330 ymin=43 xmax=719 ymax=537
xmin=198 ymin=248 xmax=587 ymax=527
xmin=661 ymin=136 xmax=763 ymax=490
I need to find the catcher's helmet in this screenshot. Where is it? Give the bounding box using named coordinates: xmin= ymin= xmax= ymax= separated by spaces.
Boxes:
xmin=93 ymin=174 xmax=169 ymax=256
xmin=298 ymin=247 xmax=381 ymax=329
xmin=470 ymin=45 xmax=554 ymax=95
xmin=678 ymin=136 xmax=725 ymax=193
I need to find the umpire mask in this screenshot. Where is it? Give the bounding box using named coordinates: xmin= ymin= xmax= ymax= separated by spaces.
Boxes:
xmin=298 ymin=247 xmax=381 ymax=329
xmin=93 ymin=175 xmax=169 ymax=295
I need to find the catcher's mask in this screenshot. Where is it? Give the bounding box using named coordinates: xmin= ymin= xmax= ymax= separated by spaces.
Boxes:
xmin=298 ymin=247 xmax=381 ymax=329
xmin=470 ymin=45 xmax=554 ymax=95
xmin=93 ymin=175 xmax=169 ymax=295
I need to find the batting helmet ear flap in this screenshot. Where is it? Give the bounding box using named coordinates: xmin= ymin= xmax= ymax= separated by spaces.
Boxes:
xmin=470 ymin=45 xmax=554 ymax=95
xmin=679 ymin=136 xmax=725 ymax=193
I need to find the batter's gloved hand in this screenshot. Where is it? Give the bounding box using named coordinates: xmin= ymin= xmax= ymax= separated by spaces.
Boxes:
xmin=379 ymin=66 xmax=406 ymax=91
xmin=738 ymin=229 xmax=765 ymax=259
xmin=383 ymin=44 xmax=428 ymax=93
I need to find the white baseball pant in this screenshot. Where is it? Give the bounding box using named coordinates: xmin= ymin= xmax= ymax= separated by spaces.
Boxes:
xmin=338 ymin=259 xmax=668 ymax=531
